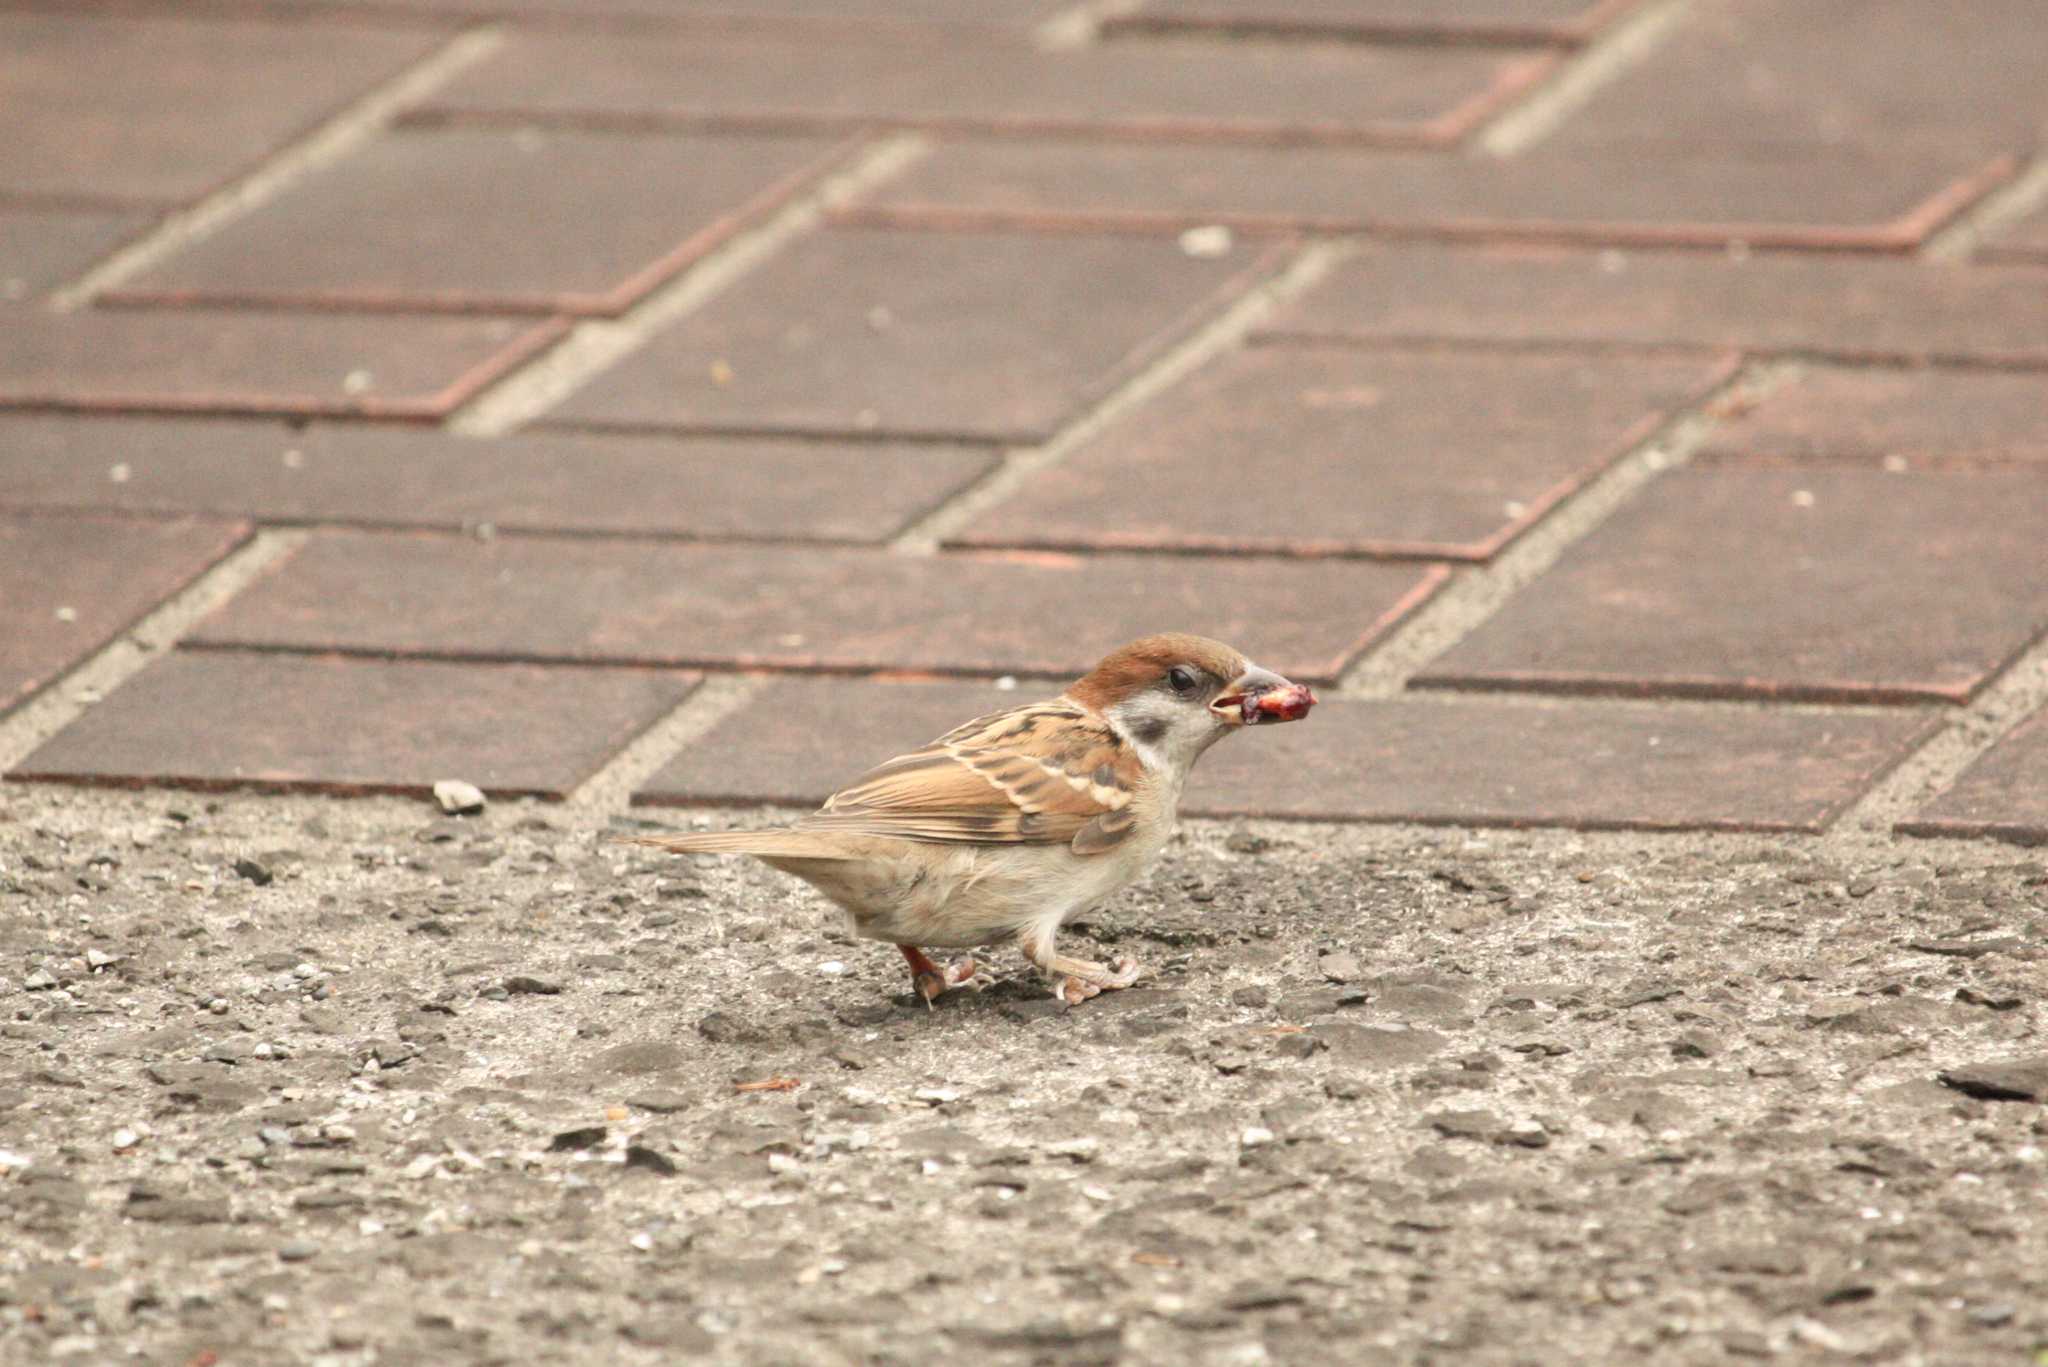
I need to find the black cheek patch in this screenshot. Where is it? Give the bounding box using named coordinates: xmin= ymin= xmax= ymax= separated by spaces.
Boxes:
xmin=1130 ymin=716 xmax=1170 ymax=745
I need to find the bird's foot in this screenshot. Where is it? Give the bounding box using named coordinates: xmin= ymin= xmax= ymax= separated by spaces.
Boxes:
xmin=899 ymin=946 xmax=988 ymax=1008
xmin=1055 ymin=955 xmax=1142 ymax=1006
xmin=916 ymin=956 xmax=986 ymax=1004
xmin=1056 ymin=975 xmax=1102 ymax=1004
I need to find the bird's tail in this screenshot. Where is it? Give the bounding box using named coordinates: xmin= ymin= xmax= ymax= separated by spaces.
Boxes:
xmin=614 ymin=829 xmax=857 ymax=860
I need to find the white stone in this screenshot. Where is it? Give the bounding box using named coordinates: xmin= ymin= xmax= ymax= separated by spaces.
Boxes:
xmin=1178 ymin=224 xmax=1234 ymax=258
xmin=433 ymin=779 xmax=486 ymax=815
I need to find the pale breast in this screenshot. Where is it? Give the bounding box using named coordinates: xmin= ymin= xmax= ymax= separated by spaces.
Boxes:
xmin=761 ymin=754 xmax=1182 ymax=950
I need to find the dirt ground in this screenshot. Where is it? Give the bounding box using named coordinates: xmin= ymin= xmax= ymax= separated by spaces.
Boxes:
xmin=2 ymin=785 xmax=2043 ymax=1366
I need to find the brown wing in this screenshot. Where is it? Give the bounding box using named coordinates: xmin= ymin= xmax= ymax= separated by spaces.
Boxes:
xmin=795 ymin=699 xmax=1144 ymax=855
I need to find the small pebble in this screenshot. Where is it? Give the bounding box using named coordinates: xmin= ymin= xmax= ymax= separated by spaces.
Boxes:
xmin=1045 ymin=1137 xmax=1099 ymax=1163
xmin=279 ymin=1240 xmax=320 ymax=1263
xmin=624 ymin=1145 xmax=677 ymax=1176
xmin=1319 ymin=953 xmax=1362 ymax=984
xmin=433 ymin=780 xmax=487 ymax=816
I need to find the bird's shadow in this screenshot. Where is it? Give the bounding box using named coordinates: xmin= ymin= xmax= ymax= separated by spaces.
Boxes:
xmin=889 ymin=978 xmax=1184 ymax=1024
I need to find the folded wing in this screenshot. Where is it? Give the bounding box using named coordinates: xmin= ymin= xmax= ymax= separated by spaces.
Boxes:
xmin=797 ymin=700 xmax=1144 ymax=855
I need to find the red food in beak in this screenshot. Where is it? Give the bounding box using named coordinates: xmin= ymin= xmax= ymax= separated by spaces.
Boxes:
xmin=1213 ymin=679 xmax=1317 ymax=725
xmin=1242 ymin=682 xmax=1316 ymax=724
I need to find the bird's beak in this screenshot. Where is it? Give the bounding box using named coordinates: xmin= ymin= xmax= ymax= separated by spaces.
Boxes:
xmin=1210 ymin=665 xmax=1316 ymax=727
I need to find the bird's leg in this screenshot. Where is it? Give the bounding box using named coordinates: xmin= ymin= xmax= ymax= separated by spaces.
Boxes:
xmin=897 ymin=944 xmax=982 ymax=1007
xmin=1017 ymin=927 xmax=1142 ymax=1006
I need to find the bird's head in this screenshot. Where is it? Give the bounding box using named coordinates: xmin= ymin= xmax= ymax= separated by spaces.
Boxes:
xmin=1067 ymin=632 xmax=1315 ymax=773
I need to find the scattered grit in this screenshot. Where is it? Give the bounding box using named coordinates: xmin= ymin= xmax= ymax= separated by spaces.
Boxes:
xmin=2 ymin=785 xmax=2044 ymax=1365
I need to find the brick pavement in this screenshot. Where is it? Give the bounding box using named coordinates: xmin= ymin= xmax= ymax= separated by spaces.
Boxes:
xmin=2 ymin=0 xmax=2046 ymax=843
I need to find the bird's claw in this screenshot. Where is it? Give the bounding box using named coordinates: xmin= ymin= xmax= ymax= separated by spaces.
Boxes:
xmin=1056 ymin=975 xmax=1102 ymax=1005
xmin=1056 ymin=956 xmax=1143 ymax=1005
xmin=913 ymin=956 xmax=987 ymax=1008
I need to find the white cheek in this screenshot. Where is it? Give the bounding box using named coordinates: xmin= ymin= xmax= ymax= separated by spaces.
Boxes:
xmin=1107 ymin=695 xmax=1211 ymax=773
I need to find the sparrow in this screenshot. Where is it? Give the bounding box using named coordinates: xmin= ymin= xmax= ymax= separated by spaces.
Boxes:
xmin=627 ymin=634 xmax=1315 ymax=1006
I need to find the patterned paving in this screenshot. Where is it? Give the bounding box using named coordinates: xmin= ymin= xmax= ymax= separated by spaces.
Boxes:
xmin=3 ymin=0 xmax=2045 ymax=842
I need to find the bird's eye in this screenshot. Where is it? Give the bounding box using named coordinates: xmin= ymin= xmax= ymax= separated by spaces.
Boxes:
xmin=1167 ymin=666 xmax=1198 ymax=696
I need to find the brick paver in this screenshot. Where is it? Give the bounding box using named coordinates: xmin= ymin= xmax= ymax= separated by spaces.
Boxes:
xmin=1698 ymin=368 xmax=2048 ymax=468
xmin=954 ymin=344 xmax=1730 ymax=560
xmin=1416 ymin=465 xmax=2048 ymax=705
xmin=1546 ymin=0 xmax=2048 ymax=162
xmin=259 ymin=0 xmax=1072 ymax=27
xmin=0 ymin=310 xmax=566 ymax=420
xmin=419 ymin=26 xmax=1550 ymax=145
xmin=3 ymin=0 xmax=2045 ymax=844
xmin=547 ymin=226 xmax=1272 ymax=443
xmin=844 ymin=139 xmax=2008 ymax=252
xmin=1262 ymin=245 xmax=2048 ymax=368
xmin=1896 ymin=707 xmax=2048 ymax=846
xmin=107 ymin=127 xmax=850 ymax=317
xmin=0 ymin=512 xmax=250 ymax=717
xmin=0 ymin=416 xmax=997 ymax=541
xmin=635 ymin=677 xmax=1934 ymax=834
xmin=8 ymin=651 xmax=698 ymax=800
xmin=1979 ymin=202 xmax=2048 ymax=266
xmin=186 ymin=531 xmax=1447 ymax=683
xmin=1189 ymin=697 xmax=1937 ymax=832
xmin=1 ymin=209 xmax=151 ymax=303
xmin=636 ymin=677 xmax=1017 ymax=808
xmin=1103 ymin=0 xmax=1640 ymax=46
xmin=0 ymin=11 xmax=441 ymax=203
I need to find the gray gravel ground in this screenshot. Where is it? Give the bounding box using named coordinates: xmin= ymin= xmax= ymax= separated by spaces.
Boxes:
xmin=2 ymin=785 xmax=2044 ymax=1366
